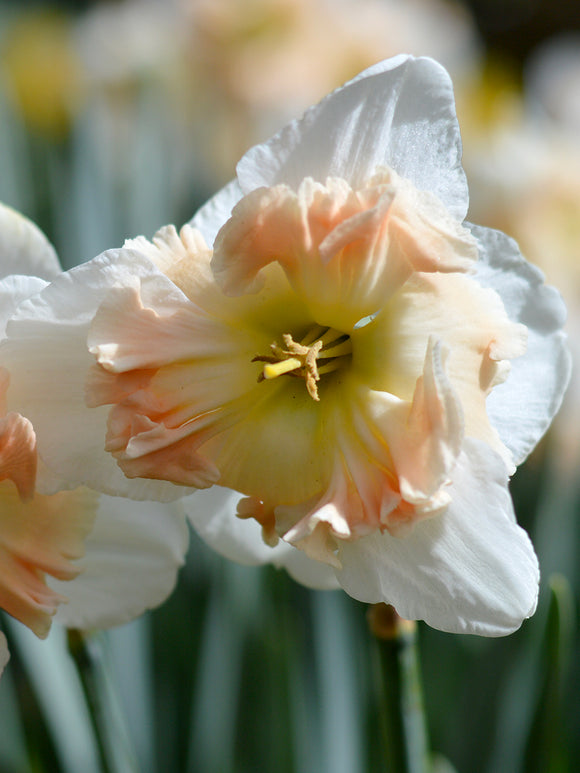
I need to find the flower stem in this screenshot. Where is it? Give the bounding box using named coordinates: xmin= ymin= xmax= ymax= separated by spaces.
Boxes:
xmin=67 ymin=630 xmax=139 ymax=773
xmin=368 ymin=604 xmax=431 ymax=773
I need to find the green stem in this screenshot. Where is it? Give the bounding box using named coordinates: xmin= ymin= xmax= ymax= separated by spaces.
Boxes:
xmin=368 ymin=604 xmax=431 ymax=773
xmin=67 ymin=630 xmax=139 ymax=773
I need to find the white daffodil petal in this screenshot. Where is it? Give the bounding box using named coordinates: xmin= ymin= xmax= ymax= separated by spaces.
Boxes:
xmin=0 ymin=203 xmax=60 ymax=281
xmin=185 ymin=487 xmax=338 ymax=590
xmin=0 ymin=276 xmax=48 ymax=334
xmin=50 ymin=495 xmax=189 ymax=630
xmin=471 ymin=224 xmax=572 ymax=464
xmin=1 ymin=251 xmax=193 ymax=501
xmin=336 ymin=439 xmax=539 ymax=636
xmin=236 ymin=55 xmax=468 ymax=219
xmin=189 ymin=179 xmax=243 ymax=246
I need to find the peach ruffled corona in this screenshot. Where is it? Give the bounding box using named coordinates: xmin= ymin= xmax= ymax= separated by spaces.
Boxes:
xmin=85 ymin=167 xmax=527 ymax=571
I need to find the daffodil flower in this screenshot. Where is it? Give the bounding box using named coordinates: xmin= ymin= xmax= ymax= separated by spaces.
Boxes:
xmin=0 ymin=204 xmax=189 ymax=669
xmin=2 ymin=57 xmax=571 ymax=635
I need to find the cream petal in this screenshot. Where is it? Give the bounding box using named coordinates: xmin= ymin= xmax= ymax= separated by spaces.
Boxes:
xmin=0 ymin=275 xmax=48 ymax=334
xmin=50 ymin=495 xmax=189 ymax=630
xmin=1 ymin=250 xmax=193 ymax=500
xmin=0 ymin=203 xmax=60 ymax=281
xmin=236 ymin=56 xmax=468 ymax=219
xmin=184 ymin=487 xmax=338 ymax=590
xmin=0 ymin=484 xmax=96 ymax=637
xmin=470 ymin=224 xmax=572 ymax=464
xmin=0 ymin=631 xmax=8 ymax=677
xmin=189 ymin=179 xmax=244 ymax=246
xmin=336 ymin=439 xmax=539 ymax=636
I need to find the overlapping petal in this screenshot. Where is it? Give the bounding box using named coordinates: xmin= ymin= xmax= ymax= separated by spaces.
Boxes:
xmin=212 ymin=169 xmax=477 ymax=329
xmin=0 ymin=208 xmax=192 ymax=651
xmin=0 ymin=483 xmax=95 ymax=637
xmin=0 ymin=202 xmax=60 ymax=281
xmin=471 ymin=225 xmax=571 ymax=464
xmin=1 ymin=250 xmax=196 ymax=501
xmin=50 ymin=495 xmax=189 ymax=629
xmin=236 ymin=56 xmax=469 ymax=219
xmin=336 ymin=439 xmax=539 ymax=636
xmin=185 ymin=486 xmax=339 ymax=590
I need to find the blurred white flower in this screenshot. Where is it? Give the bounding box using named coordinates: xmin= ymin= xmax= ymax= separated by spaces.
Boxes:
xmin=0 ymin=204 xmax=189 ymax=673
xmin=1 ymin=57 xmax=570 ymax=635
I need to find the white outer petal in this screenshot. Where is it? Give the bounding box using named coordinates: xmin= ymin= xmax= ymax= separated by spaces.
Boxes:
xmin=2 ymin=249 xmax=193 ymax=501
xmin=470 ymin=224 xmax=572 ymax=464
xmin=184 ymin=487 xmax=339 ymax=590
xmin=0 ymin=203 xmax=60 ymax=280
xmin=0 ymin=631 xmax=9 ymax=677
xmin=0 ymin=275 xmax=48 ymax=335
xmin=50 ymin=496 xmax=189 ymax=629
xmin=189 ymin=179 xmax=243 ymax=246
xmin=335 ymin=438 xmax=539 ymax=636
xmin=236 ymin=55 xmax=468 ymax=220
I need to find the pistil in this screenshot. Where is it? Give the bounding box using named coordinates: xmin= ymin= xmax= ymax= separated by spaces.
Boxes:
xmin=253 ymin=327 xmax=351 ymax=401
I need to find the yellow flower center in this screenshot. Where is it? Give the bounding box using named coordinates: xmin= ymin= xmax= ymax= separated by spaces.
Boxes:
xmin=253 ymin=325 xmax=352 ymax=401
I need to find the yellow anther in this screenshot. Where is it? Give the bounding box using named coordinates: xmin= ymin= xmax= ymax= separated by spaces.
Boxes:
xmin=253 ymin=326 xmax=351 ymax=401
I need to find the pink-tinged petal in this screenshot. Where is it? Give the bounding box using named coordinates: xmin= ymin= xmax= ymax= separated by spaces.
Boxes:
xmin=0 ymin=631 xmax=8 ymax=677
xmin=88 ymin=284 xmax=239 ymax=373
xmin=237 ymin=56 xmax=468 ymax=219
xmin=356 ymin=269 xmax=528 ymax=471
xmin=0 ymin=410 xmax=37 ymax=501
xmin=1 ymin=250 xmax=195 ymax=501
xmin=107 ymin=410 xmax=221 ymax=488
xmin=0 ymin=484 xmax=96 ymax=637
xmin=0 ymin=368 xmax=36 ymax=500
xmin=336 ymin=439 xmax=539 ymax=636
xmin=375 ymin=338 xmax=464 ymax=507
xmin=0 ymin=203 xmax=60 ymax=281
xmin=50 ymin=495 xmax=189 ymax=630
xmin=274 ymin=344 xmax=463 ymax=563
xmin=470 ymin=225 xmax=572 ymax=464
xmin=213 ymin=170 xmax=477 ymax=329
xmin=86 ymin=268 xmax=266 ymax=488
xmin=184 ymin=486 xmax=338 ymax=590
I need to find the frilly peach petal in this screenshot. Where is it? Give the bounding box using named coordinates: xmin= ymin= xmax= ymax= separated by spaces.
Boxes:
xmin=0 ymin=365 xmax=37 ymax=501
xmin=0 ymin=411 xmax=37 ymax=501
xmin=213 ymin=169 xmax=478 ymax=330
xmin=382 ymin=338 xmax=464 ymax=505
xmin=0 ymin=485 xmax=96 ymax=637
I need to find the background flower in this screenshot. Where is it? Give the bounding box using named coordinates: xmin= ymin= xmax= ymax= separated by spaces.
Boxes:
xmin=0 ymin=203 xmax=189 ymax=674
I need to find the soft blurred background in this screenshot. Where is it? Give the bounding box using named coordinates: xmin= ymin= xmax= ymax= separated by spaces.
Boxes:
xmin=0 ymin=1 xmax=579 ymax=771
